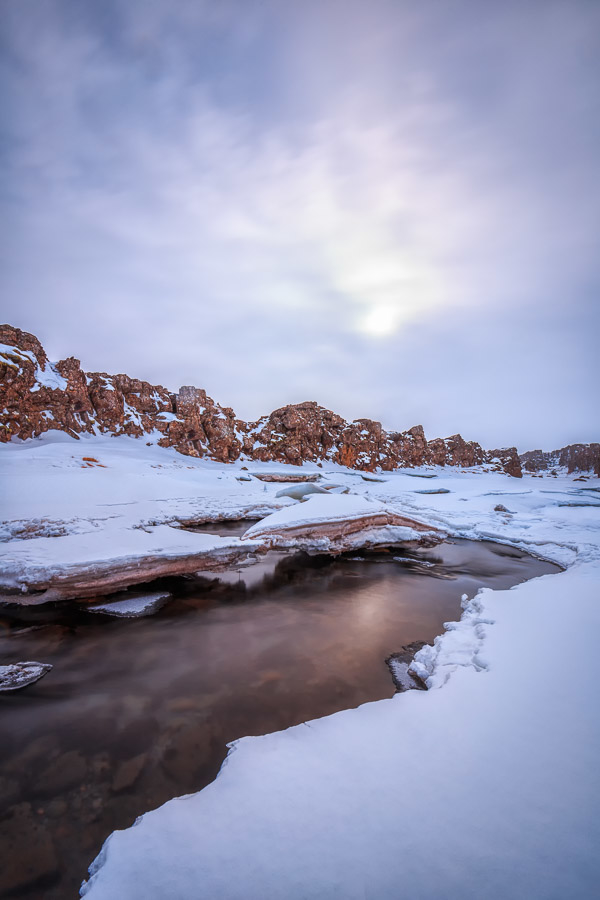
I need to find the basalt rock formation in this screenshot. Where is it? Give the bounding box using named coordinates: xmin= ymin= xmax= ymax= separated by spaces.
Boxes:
xmin=2 ymin=323 xmax=592 ymax=478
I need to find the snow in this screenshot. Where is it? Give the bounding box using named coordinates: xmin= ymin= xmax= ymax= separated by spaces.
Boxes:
xmin=30 ymin=361 xmax=68 ymax=392
xmin=0 ymin=525 xmax=265 ymax=601
xmin=80 ymin=550 xmax=600 ymax=900
xmin=0 ymin=433 xmax=290 ymax=543
xmin=0 ymin=433 xmax=599 ymax=898
xmin=0 ymin=343 xmax=37 ymax=371
xmin=0 ymin=526 xmax=247 ymax=581
xmin=0 ymin=341 xmax=68 ymax=391
xmin=242 ymin=494 xmax=389 ymax=537
xmin=239 ymin=493 xmax=438 ymax=553
xmin=274 ymin=483 xmax=329 ymax=500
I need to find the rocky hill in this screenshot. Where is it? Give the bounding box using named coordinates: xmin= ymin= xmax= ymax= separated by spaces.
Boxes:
xmin=520 ymin=444 xmax=600 ymax=476
xmin=1 ymin=324 xmax=593 ymax=478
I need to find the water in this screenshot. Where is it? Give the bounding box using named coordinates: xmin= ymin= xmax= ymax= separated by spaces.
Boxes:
xmin=0 ymin=534 xmax=559 ymax=898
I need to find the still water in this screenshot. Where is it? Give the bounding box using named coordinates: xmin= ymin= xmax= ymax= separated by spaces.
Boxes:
xmin=0 ymin=530 xmax=559 ymax=898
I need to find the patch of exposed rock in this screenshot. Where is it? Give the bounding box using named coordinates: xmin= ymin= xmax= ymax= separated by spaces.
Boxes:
xmin=520 ymin=444 xmax=600 ymax=476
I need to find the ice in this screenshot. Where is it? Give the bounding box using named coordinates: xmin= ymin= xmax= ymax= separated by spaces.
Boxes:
xmin=0 ymin=661 xmax=52 ymax=691
xmin=87 ymin=591 xmax=171 ymax=617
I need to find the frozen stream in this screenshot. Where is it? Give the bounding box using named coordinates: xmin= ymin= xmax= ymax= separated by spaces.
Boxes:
xmin=0 ymin=530 xmax=559 ymax=898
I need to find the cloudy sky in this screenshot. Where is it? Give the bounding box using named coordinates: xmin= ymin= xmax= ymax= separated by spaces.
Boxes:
xmin=1 ymin=0 xmax=598 ymax=450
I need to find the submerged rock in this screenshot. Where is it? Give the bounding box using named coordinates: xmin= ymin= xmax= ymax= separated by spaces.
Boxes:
xmin=0 ymin=802 xmax=59 ymax=894
xmin=111 ymin=753 xmax=147 ymax=792
xmin=34 ymin=750 xmax=87 ymax=795
xmin=386 ymin=642 xmax=428 ymax=692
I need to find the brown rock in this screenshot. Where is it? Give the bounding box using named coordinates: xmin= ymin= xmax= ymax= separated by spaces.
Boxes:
xmin=427 ymin=434 xmax=486 ymax=468
xmin=111 ymin=752 xmax=147 ymax=792
xmin=0 ymin=803 xmax=59 ymax=894
xmin=33 ymin=750 xmax=87 ymax=795
xmin=520 ymin=444 xmax=599 ymax=477
xmin=486 ymin=447 xmax=522 ymax=478
xmin=2 ymin=325 xmax=588 ymax=478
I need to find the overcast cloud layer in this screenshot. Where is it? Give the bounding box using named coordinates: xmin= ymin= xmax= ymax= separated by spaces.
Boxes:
xmin=1 ymin=0 xmax=598 ymax=450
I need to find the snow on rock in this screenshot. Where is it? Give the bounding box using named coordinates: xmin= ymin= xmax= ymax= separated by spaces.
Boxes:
xmin=0 ymin=525 xmax=263 ymax=602
xmin=30 ymin=361 xmax=68 ymax=393
xmin=87 ymin=591 xmax=171 ymax=618
xmin=0 ymin=661 xmax=52 ymax=691
xmin=274 ymin=483 xmax=329 ymax=500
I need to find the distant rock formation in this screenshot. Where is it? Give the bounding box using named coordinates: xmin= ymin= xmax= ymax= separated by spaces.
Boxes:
xmin=3 ymin=323 xmax=593 ymax=478
xmin=520 ymin=444 xmax=600 ymax=476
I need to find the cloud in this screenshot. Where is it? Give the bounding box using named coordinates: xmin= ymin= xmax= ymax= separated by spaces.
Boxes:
xmin=1 ymin=0 xmax=598 ymax=448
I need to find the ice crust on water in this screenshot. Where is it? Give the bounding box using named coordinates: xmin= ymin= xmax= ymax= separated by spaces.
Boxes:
xmin=87 ymin=591 xmax=171 ymax=617
xmin=0 ymin=661 xmax=52 ymax=691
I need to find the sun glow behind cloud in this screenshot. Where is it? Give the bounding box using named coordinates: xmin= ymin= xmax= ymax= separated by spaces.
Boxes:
xmin=0 ymin=0 xmax=598 ymax=447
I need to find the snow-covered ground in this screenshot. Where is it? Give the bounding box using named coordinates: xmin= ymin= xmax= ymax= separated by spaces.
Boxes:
xmin=0 ymin=434 xmax=438 ymax=598
xmin=1 ymin=433 xmax=599 ymax=898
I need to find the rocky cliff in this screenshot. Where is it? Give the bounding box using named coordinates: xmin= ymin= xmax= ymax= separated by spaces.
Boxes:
xmin=520 ymin=444 xmax=600 ymax=477
xmin=4 ymin=323 xmax=593 ymax=479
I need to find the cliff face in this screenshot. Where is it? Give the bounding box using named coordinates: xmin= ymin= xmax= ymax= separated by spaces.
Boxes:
xmin=520 ymin=444 xmax=600 ymax=476
xmin=10 ymin=322 xmax=595 ymax=479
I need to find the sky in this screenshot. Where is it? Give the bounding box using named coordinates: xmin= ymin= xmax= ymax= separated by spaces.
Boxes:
xmin=1 ymin=0 xmax=598 ymax=451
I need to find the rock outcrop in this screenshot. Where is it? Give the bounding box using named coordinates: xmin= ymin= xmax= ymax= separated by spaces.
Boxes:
xmin=5 ymin=323 xmax=595 ymax=479
xmin=520 ymin=444 xmax=600 ymax=476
